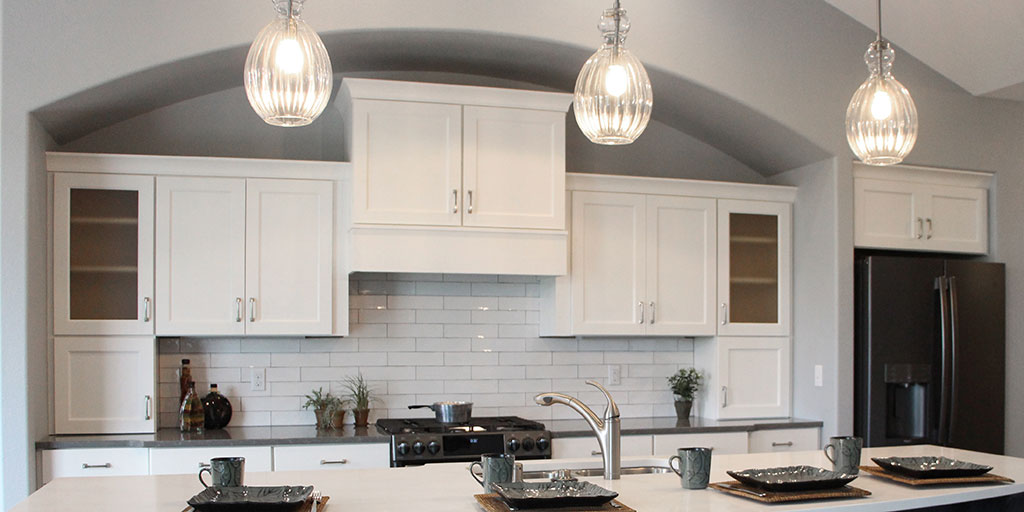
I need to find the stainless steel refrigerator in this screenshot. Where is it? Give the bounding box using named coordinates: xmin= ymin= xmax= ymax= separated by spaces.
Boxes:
xmin=855 ymin=255 xmax=1005 ymax=454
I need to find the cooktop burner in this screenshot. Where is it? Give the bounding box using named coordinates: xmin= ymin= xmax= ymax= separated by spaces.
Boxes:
xmin=376 ymin=416 xmax=547 ymax=435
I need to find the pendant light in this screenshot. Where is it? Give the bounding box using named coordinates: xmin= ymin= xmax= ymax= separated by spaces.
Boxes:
xmin=845 ymin=0 xmax=917 ymax=166
xmin=573 ymin=0 xmax=653 ymax=145
xmin=244 ymin=0 xmax=332 ymax=127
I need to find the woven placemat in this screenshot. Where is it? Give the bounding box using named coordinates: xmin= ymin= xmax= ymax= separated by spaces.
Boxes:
xmin=860 ymin=465 xmax=1016 ymax=486
xmin=474 ymin=493 xmax=635 ymax=512
xmin=709 ymin=481 xmax=871 ymax=503
xmin=183 ymin=494 xmax=329 ymax=512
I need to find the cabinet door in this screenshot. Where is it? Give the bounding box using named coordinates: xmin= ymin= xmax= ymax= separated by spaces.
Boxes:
xmin=717 ymin=200 xmax=791 ymax=336
xmin=717 ymin=337 xmax=791 ymax=419
xmin=645 ymin=196 xmax=717 ymax=336
xmin=155 ymin=177 xmax=246 ymax=335
xmin=854 ymin=178 xmax=927 ymax=250
xmin=925 ymin=184 xmax=987 ymax=254
xmin=53 ymin=173 xmax=154 ymax=335
xmin=350 ymin=99 xmax=462 ymax=226
xmin=273 ymin=444 xmax=390 ymax=471
xmin=245 ymin=179 xmax=333 ymax=335
xmin=462 ymin=106 xmax=565 ymax=229
xmin=53 ymin=336 xmax=156 ymax=434
xmin=570 ymin=192 xmax=646 ymax=335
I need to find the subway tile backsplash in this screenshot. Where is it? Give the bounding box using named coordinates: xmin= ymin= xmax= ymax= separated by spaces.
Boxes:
xmin=158 ymin=273 xmax=695 ymax=427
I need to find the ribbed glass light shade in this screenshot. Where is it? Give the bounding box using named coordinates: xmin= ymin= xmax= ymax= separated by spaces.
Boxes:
xmin=573 ymin=7 xmax=653 ymax=145
xmin=846 ymin=40 xmax=918 ymax=166
xmin=244 ymin=0 xmax=332 ymax=127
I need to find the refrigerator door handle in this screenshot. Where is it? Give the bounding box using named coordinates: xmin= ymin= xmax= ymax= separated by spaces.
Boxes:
xmin=948 ymin=276 xmax=960 ymax=445
xmin=936 ymin=276 xmax=952 ymax=446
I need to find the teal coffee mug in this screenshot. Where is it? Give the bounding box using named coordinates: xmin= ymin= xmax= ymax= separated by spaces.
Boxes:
xmin=469 ymin=453 xmax=516 ymax=491
xmin=824 ymin=436 xmax=862 ymax=475
xmin=199 ymin=457 xmax=245 ymax=488
xmin=669 ymin=447 xmax=712 ymax=489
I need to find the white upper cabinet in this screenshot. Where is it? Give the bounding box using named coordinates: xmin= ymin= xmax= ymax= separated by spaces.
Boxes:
xmin=53 ymin=173 xmax=154 ymax=335
xmin=854 ymin=164 xmax=990 ymax=254
xmin=717 ymin=200 xmax=791 ymax=337
xmin=695 ymin=337 xmax=791 ymax=419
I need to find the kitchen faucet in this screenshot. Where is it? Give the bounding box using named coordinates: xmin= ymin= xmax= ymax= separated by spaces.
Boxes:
xmin=534 ymin=380 xmax=621 ymax=480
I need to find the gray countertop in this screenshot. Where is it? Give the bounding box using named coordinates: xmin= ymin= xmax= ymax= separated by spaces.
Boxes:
xmin=36 ymin=417 xmax=822 ymax=450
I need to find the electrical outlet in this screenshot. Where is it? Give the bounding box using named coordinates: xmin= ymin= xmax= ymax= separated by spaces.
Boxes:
xmin=608 ymin=365 xmax=622 ymax=386
xmin=814 ymin=365 xmax=823 ymax=387
xmin=251 ymin=367 xmax=266 ymax=391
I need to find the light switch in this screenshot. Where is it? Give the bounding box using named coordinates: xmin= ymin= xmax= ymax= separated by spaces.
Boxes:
xmin=814 ymin=365 xmax=823 ymax=387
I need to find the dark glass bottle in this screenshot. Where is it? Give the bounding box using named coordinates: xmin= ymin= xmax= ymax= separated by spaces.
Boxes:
xmin=178 ymin=358 xmax=192 ymax=406
xmin=179 ymin=382 xmax=204 ymax=433
xmin=202 ymin=383 xmax=233 ymax=430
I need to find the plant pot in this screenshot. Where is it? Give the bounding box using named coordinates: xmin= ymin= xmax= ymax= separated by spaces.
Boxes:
xmin=674 ymin=399 xmax=693 ymax=419
xmin=331 ymin=409 xmax=347 ymax=429
xmin=354 ymin=409 xmax=370 ymax=427
xmin=313 ymin=408 xmax=327 ymax=430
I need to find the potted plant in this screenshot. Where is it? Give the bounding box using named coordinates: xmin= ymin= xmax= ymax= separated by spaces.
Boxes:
xmin=667 ymin=368 xmax=703 ymax=419
xmin=303 ymin=387 xmax=346 ymax=430
xmin=342 ymin=373 xmax=379 ymax=427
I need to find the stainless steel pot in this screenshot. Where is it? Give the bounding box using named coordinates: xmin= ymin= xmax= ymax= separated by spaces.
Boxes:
xmin=408 ymin=401 xmax=473 ymax=423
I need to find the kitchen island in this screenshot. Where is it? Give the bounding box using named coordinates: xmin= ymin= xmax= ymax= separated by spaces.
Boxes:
xmin=13 ymin=445 xmax=1024 ymax=511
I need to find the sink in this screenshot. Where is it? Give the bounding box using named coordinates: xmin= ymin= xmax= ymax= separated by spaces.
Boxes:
xmin=521 ymin=466 xmax=672 ymax=480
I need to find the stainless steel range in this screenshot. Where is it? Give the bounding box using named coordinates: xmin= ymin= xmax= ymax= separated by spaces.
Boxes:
xmin=376 ymin=416 xmax=552 ymax=467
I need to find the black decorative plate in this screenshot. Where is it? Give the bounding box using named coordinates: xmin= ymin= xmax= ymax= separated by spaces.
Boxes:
xmin=726 ymin=465 xmax=857 ymax=492
xmin=187 ymin=486 xmax=313 ymax=512
xmin=491 ymin=481 xmax=619 ymax=509
xmin=871 ymin=456 xmax=994 ymax=479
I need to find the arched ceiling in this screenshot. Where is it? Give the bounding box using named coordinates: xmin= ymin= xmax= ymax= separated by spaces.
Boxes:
xmin=34 ymin=30 xmax=829 ymax=176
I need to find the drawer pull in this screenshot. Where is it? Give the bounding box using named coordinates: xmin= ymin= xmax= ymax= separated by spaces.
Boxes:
xmin=82 ymin=463 xmax=112 ymax=469
xmin=591 ymin=451 xmax=602 ymax=456
xmin=320 ymin=459 xmax=348 ymax=465
xmin=772 ymin=441 xmax=794 ymax=447
xmin=198 ymin=462 xmax=211 ymax=469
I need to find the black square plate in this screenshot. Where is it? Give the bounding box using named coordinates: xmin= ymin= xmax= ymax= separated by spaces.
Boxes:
xmin=491 ymin=481 xmax=619 ymax=509
xmin=726 ymin=465 xmax=857 ymax=492
xmin=187 ymin=485 xmax=313 ymax=512
xmin=871 ymin=456 xmax=994 ymax=479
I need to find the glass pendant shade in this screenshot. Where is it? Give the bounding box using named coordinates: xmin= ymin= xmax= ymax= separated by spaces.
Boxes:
xmin=244 ymin=0 xmax=332 ymax=127
xmin=574 ymin=6 xmax=653 ymax=145
xmin=845 ymin=40 xmax=918 ymax=166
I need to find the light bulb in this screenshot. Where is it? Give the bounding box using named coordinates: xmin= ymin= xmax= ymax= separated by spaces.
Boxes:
xmin=275 ymin=38 xmax=304 ymax=74
xmin=604 ymin=64 xmax=628 ymax=96
xmin=870 ymin=90 xmax=892 ymax=120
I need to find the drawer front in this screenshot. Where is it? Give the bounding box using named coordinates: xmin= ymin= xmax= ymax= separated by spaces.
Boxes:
xmin=653 ymin=432 xmax=749 ymax=455
xmin=273 ymin=443 xmax=390 ymax=471
xmin=749 ymin=428 xmax=820 ymax=453
xmin=150 ymin=446 xmax=272 ymax=475
xmin=551 ymin=435 xmax=652 ymax=459
xmin=42 ymin=448 xmax=149 ymax=484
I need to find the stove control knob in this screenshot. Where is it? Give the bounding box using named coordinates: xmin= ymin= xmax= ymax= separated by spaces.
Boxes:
xmin=536 ymin=437 xmax=550 ymax=452
xmin=522 ymin=437 xmax=536 ymax=451
xmin=396 ymin=442 xmax=411 ymax=456
xmin=507 ymin=438 xmax=520 ymax=452
xmin=412 ymin=441 xmax=426 ymax=455
xmin=427 ymin=441 xmax=441 ymax=455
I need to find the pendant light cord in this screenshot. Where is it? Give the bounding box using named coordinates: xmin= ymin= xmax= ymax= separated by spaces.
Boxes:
xmin=288 ymin=0 xmax=294 ymax=19
xmin=875 ymin=0 xmax=883 ymax=74
xmin=875 ymin=0 xmax=882 ymax=41
xmin=613 ymin=0 xmax=621 ymax=58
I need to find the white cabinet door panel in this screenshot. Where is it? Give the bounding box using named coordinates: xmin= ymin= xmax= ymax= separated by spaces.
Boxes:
xmin=717 ymin=337 xmax=791 ymax=419
xmin=149 ymin=446 xmax=272 ymax=475
xmin=748 ymin=428 xmax=820 ymax=453
xmin=41 ymin=448 xmax=149 ymax=484
xmin=646 ymin=196 xmax=716 ymax=336
xmin=54 ymin=337 xmax=156 ymax=434
xmin=652 ymin=432 xmax=748 ymax=455
xmin=854 ymin=178 xmax=924 ymax=250
xmin=551 ymin=435 xmax=652 ymax=459
xmin=273 ymin=444 xmax=390 ymax=471
xmin=927 ymin=185 xmax=987 ymax=253
xmin=156 ymin=177 xmax=245 ymax=335
xmin=245 ymin=179 xmax=333 ymax=335
xmin=462 ymin=106 xmax=565 ymax=229
xmin=571 ymin=192 xmax=646 ymax=335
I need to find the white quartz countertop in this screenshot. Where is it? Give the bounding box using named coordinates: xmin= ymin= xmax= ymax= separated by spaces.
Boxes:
xmin=14 ymin=445 xmax=1024 ymax=511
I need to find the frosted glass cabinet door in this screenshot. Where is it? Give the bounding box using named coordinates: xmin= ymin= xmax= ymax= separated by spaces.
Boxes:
xmin=156 ymin=177 xmax=246 ymax=335
xmin=717 ymin=337 xmax=791 ymax=419
xmin=245 ymin=179 xmax=333 ymax=335
xmin=717 ymin=200 xmax=791 ymax=336
xmin=54 ymin=336 xmax=156 ymax=434
xmin=53 ymin=173 xmax=154 ymax=335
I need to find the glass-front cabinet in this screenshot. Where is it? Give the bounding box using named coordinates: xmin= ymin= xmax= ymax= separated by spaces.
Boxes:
xmin=717 ymin=200 xmax=791 ymax=336
xmin=53 ymin=173 xmax=154 ymax=335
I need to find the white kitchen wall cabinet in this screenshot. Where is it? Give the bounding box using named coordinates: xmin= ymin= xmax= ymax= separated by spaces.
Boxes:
xmin=717 ymin=200 xmax=791 ymax=336
xmin=272 ymin=444 xmax=390 ymax=471
xmin=53 ymin=173 xmax=154 ymax=335
xmin=41 ymin=448 xmax=149 ymax=484
xmin=149 ymin=446 xmax=272 ymax=475
xmin=695 ymin=337 xmax=791 ymax=419
xmin=53 ymin=336 xmax=156 ymax=434
xmin=854 ymin=164 xmax=991 ymax=254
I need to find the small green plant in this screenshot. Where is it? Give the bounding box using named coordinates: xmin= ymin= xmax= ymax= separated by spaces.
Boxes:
xmin=303 ymin=387 xmax=348 ymax=429
xmin=667 ymin=368 xmax=704 ymax=401
xmin=342 ymin=373 xmax=379 ymax=411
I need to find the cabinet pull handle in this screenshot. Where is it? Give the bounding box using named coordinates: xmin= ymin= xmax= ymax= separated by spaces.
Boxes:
xmin=721 ymin=386 xmax=728 ymax=407
xmin=720 ymin=303 xmax=729 ymax=325
xmin=591 ymin=451 xmax=602 ymax=457
xmin=320 ymin=459 xmax=348 ymax=465
xmin=916 ymin=218 xmax=923 ymax=239
xmin=198 ymin=462 xmax=211 ymax=469
xmin=649 ymin=302 xmax=656 ymax=324
xmin=467 ymin=190 xmax=474 ymax=214
xmin=452 ymin=189 xmax=458 ymax=214
xmin=926 ymin=218 xmax=933 ymax=239
xmin=145 ymin=395 xmax=152 ymax=420
xmin=143 ymin=297 xmax=151 ymax=322
xmin=772 ymin=441 xmax=794 ymax=447
xmin=235 ymin=298 xmax=243 ymax=322
xmin=638 ymin=301 xmax=645 ymax=324
xmin=82 ymin=463 xmax=112 ymax=469
xmin=249 ymin=298 xmax=256 ymax=322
